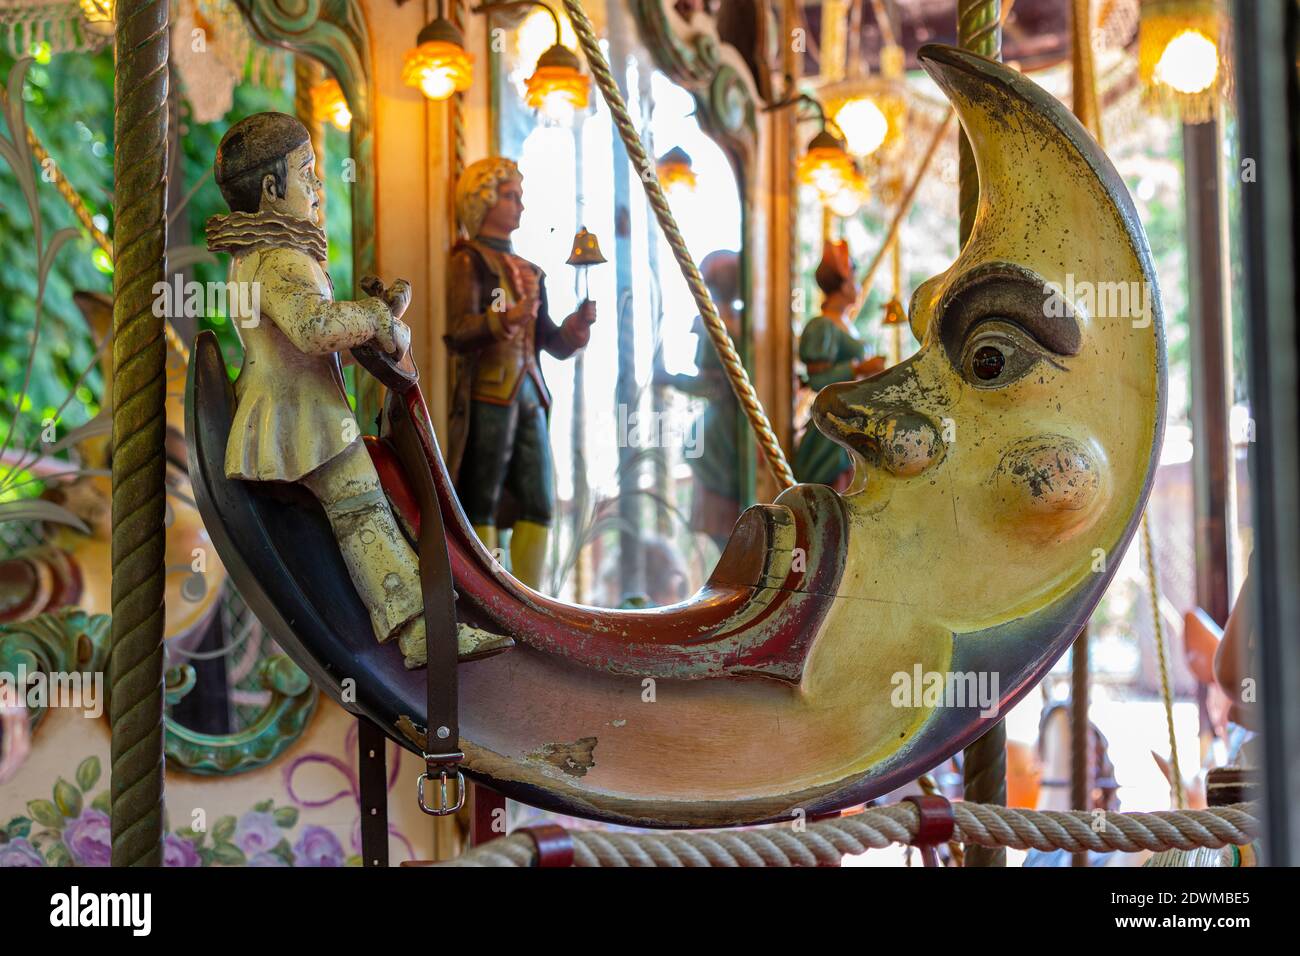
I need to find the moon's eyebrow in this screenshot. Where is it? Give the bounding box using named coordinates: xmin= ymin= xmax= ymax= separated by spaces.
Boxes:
xmin=938 ymin=261 xmax=1081 ymax=363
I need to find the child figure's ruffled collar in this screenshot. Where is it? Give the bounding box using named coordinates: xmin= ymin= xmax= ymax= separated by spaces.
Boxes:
xmin=205 ymin=210 xmax=328 ymax=262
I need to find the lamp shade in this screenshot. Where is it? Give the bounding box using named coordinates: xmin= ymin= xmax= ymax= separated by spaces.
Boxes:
xmin=403 ymin=17 xmax=474 ymax=102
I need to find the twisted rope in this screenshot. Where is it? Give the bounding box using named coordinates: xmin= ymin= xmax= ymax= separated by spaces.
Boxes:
xmin=1143 ymin=512 xmax=1185 ymax=808
xmin=110 ymin=0 xmax=170 ymax=867
xmin=451 ymin=0 xmax=466 ymax=186
xmin=560 ymin=0 xmax=796 ymax=490
xmin=437 ymin=801 xmax=1258 ymax=867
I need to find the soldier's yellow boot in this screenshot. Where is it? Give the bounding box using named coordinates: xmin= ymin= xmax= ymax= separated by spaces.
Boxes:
xmin=510 ymin=519 xmax=549 ymax=590
xmin=473 ymin=523 xmax=499 ymax=557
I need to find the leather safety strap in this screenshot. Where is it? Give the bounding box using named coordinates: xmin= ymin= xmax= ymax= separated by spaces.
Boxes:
xmin=387 ymin=393 xmax=465 ymax=816
xmin=358 ymin=718 xmax=390 ymax=867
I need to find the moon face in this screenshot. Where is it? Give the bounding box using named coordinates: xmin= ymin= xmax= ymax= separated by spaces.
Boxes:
xmin=446 ymin=46 xmax=1166 ymax=826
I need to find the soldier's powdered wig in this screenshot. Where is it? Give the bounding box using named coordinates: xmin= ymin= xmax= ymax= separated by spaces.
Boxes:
xmin=456 ymin=157 xmax=522 ymax=237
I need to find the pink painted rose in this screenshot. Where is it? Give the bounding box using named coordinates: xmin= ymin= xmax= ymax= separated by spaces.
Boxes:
xmin=0 ymin=838 xmax=45 ymax=867
xmin=293 ymin=826 xmax=344 ymax=867
xmin=63 ymin=809 xmax=112 ymax=867
xmin=234 ymin=811 xmax=280 ymax=856
xmin=163 ymin=833 xmax=202 ymax=867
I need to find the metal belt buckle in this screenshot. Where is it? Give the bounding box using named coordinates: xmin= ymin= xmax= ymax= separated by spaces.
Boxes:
xmin=417 ymin=752 xmax=466 ymax=816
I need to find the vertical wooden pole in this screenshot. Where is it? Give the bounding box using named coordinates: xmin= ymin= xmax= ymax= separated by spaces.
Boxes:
xmin=956 ymin=0 xmax=1006 ymax=869
xmin=1068 ymin=0 xmax=1100 ymax=868
xmin=110 ymin=0 xmax=169 ymax=867
xmin=608 ymin=0 xmax=643 ymax=600
xmin=1232 ymin=0 xmax=1300 ymax=865
xmin=1183 ymin=117 xmax=1233 ymax=630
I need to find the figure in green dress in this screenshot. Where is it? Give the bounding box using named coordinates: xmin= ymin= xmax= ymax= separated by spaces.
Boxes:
xmin=793 ymin=240 xmax=885 ymax=489
xmin=653 ymin=250 xmax=743 ymax=551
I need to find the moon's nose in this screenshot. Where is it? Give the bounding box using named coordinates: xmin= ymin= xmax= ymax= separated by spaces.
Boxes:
xmin=812 ymin=376 xmax=945 ymax=479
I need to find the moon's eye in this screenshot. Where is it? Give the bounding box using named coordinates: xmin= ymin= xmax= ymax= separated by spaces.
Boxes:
xmin=960 ymin=320 xmax=1045 ymax=388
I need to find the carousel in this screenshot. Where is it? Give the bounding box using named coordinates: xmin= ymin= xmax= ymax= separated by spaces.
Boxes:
xmin=0 ymin=0 xmax=1293 ymax=878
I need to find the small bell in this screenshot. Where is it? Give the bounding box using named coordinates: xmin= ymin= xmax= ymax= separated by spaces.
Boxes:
xmin=566 ymin=226 xmax=607 ymax=266
xmin=881 ymin=297 xmax=907 ymax=368
xmin=880 ymin=297 xmax=906 ymax=326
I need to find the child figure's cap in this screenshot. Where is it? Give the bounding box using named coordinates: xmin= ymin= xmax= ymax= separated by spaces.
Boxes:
xmin=215 ymin=112 xmax=311 ymax=187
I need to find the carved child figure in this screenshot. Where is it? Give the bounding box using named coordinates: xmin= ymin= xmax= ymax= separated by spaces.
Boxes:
xmin=445 ymin=157 xmax=595 ymax=589
xmin=208 ymin=112 xmax=511 ymax=668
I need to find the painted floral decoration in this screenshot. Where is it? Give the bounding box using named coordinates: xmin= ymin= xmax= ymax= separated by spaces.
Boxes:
xmin=0 ymin=756 xmax=360 ymax=866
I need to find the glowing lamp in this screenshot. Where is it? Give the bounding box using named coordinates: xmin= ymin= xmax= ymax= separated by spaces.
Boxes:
xmin=1154 ymin=29 xmax=1218 ymax=94
xmin=832 ymin=97 xmax=889 ymax=157
xmin=822 ymin=46 xmax=907 ymax=159
xmin=310 ymin=78 xmax=352 ymax=132
xmin=1139 ymin=0 xmax=1230 ymax=124
xmin=798 ymin=129 xmax=856 ymax=202
xmin=656 ymin=146 xmax=697 ymax=197
xmin=827 ymin=162 xmax=870 ymax=218
xmin=525 ymin=43 xmax=590 ymax=125
xmin=403 ymin=12 xmax=474 ymax=102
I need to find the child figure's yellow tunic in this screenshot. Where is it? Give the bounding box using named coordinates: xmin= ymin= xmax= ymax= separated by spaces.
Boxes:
xmin=224 ymin=246 xmax=393 ymax=482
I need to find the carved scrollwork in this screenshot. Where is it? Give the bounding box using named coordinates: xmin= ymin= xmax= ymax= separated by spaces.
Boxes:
xmin=0 ymin=608 xmax=317 ymax=777
xmin=632 ymin=0 xmax=758 ymax=173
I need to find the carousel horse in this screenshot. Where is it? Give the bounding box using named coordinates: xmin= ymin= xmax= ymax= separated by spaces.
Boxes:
xmin=186 ymin=45 xmax=1165 ymax=827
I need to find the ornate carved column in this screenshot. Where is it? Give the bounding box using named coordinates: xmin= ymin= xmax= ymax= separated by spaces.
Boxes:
xmin=110 ymin=0 xmax=170 ymax=867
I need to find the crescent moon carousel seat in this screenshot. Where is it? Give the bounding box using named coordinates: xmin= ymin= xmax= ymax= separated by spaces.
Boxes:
xmin=185 ymin=45 xmax=1164 ymax=828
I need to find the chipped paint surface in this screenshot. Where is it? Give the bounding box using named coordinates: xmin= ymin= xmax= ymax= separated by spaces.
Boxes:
xmin=529 ymin=737 xmax=597 ymax=777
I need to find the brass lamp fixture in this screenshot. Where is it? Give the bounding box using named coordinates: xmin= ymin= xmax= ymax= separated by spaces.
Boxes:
xmin=403 ymin=0 xmax=475 ymax=102
xmin=822 ymin=43 xmax=908 ymax=160
xmin=1139 ymin=0 xmax=1231 ymax=124
xmin=770 ymin=93 xmax=856 ymax=204
xmin=656 ymin=146 xmax=697 ymax=198
xmin=477 ymin=1 xmax=592 ymax=125
xmin=310 ymin=77 xmax=353 ymax=132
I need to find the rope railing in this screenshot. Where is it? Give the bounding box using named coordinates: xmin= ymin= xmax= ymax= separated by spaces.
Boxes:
xmin=436 ymin=800 xmax=1258 ymax=867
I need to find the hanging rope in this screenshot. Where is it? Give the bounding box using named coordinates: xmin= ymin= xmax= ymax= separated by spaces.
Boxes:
xmin=1143 ymin=512 xmax=1185 ymax=809
xmin=559 ymin=0 xmax=796 ymax=491
xmin=435 ymin=800 xmax=1257 ymax=867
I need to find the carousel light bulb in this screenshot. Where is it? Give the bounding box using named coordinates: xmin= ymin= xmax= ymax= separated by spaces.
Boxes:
xmin=833 ymin=97 xmax=889 ymax=157
xmin=656 ymin=146 xmax=697 ymax=198
xmin=402 ymin=17 xmax=474 ymax=102
xmin=827 ymin=167 xmax=870 ymax=217
xmin=1154 ymin=29 xmax=1219 ymax=94
xmin=797 ymin=130 xmax=855 ymax=201
xmin=310 ymin=78 xmax=352 ymax=132
xmin=525 ymin=44 xmax=590 ymax=125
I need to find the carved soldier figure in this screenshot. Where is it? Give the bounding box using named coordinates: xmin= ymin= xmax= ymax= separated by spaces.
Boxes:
xmin=208 ymin=112 xmax=511 ymax=668
xmin=446 ymin=157 xmax=595 ymax=589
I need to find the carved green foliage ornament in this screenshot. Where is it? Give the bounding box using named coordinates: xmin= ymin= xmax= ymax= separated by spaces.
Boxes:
xmin=0 ymin=609 xmax=316 ymax=775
